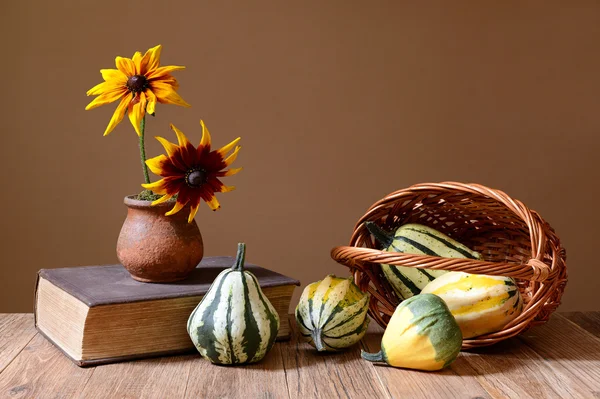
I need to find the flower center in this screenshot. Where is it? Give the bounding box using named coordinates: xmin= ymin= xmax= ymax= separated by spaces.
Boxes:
xmin=186 ymin=169 xmax=207 ymax=188
xmin=126 ymin=75 xmax=148 ymax=93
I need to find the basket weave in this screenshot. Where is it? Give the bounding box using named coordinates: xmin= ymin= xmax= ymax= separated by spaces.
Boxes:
xmin=331 ymin=182 xmax=567 ymax=349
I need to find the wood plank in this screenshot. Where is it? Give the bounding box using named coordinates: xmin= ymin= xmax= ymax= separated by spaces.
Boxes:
xmin=0 ymin=314 xmax=37 ymax=373
xmin=454 ymin=338 xmax=594 ymax=398
xmin=0 ymin=334 xmax=94 ymax=398
xmin=184 ymin=326 xmax=290 ymax=399
xmin=518 ymin=314 xmax=600 ymax=394
xmin=282 ymin=317 xmax=388 ymax=399
xmin=79 ymin=354 xmax=193 ymax=398
xmin=361 ymin=321 xmax=491 ymax=399
xmin=561 ymin=311 xmax=600 ymax=339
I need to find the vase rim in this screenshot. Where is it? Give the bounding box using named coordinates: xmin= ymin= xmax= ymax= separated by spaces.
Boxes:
xmin=123 ymin=195 xmax=176 ymax=209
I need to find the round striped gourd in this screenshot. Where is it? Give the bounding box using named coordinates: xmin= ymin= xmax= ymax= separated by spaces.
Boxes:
xmin=421 ymin=271 xmax=523 ymax=339
xmin=361 ymin=293 xmax=462 ymax=371
xmin=295 ymin=275 xmax=370 ymax=352
xmin=187 ymin=243 xmax=280 ymax=365
xmin=366 ymin=222 xmax=482 ymax=300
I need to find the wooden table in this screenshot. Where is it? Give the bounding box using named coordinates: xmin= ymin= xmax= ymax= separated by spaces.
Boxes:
xmin=0 ymin=313 xmax=599 ymax=398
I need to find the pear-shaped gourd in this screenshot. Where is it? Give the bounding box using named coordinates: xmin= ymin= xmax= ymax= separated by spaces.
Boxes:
xmin=366 ymin=222 xmax=482 ymax=300
xmin=361 ymin=293 xmax=462 ymax=371
xmin=187 ymin=243 xmax=280 ymax=365
xmin=296 ymin=274 xmax=370 ymax=352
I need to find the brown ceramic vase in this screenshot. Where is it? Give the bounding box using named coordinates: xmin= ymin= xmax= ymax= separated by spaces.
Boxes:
xmin=117 ymin=196 xmax=204 ymax=283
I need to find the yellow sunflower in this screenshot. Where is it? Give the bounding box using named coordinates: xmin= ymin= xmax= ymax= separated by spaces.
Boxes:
xmin=142 ymin=121 xmax=242 ymax=223
xmin=85 ymin=44 xmax=190 ymax=136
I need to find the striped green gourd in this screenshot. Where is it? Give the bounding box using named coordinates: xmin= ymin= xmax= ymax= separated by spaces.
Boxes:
xmin=295 ymin=275 xmax=370 ymax=352
xmin=187 ymin=243 xmax=280 ymax=365
xmin=365 ymin=222 xmax=482 ymax=300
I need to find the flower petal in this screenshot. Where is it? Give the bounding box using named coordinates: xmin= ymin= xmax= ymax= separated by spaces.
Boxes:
xmin=147 ymin=65 xmax=185 ymax=80
xmin=216 ymin=137 xmax=241 ymax=157
xmin=152 ymin=194 xmax=174 ymax=205
xmin=204 ymin=195 xmax=221 ymax=211
xmin=141 ymin=179 xmax=168 ymax=194
xmin=86 ymin=81 xmax=119 ymax=96
xmin=155 ymin=136 xmax=179 ymax=157
xmin=199 ymin=120 xmax=212 ymax=149
xmin=157 ymin=76 xmax=180 ymax=90
xmin=223 ymin=146 xmax=241 ymax=166
xmin=165 ymin=200 xmax=187 ymax=216
xmin=145 ymin=89 xmax=157 ymax=115
xmin=128 ymin=92 xmax=147 ymax=136
xmin=141 ymin=45 xmax=162 ymax=74
xmin=85 ymin=88 xmax=127 ymax=110
xmin=206 ymin=177 xmax=235 ymax=193
xmin=216 ymin=167 xmax=243 ymax=177
xmin=100 ymin=69 xmax=127 ymax=84
xmin=187 ymin=198 xmax=201 ymax=223
xmin=103 ymin=94 xmax=131 ymax=136
xmin=115 ymin=56 xmax=135 ymax=76
xmin=132 ymin=51 xmax=143 ymax=74
xmin=146 ymin=154 xmax=168 ymax=174
xmin=170 ymin=124 xmax=191 ymax=147
xmin=152 ymin=82 xmax=190 ymax=107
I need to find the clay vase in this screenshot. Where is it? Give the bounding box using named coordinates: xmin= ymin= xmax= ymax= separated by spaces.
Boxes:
xmin=117 ymin=196 xmax=204 ymax=283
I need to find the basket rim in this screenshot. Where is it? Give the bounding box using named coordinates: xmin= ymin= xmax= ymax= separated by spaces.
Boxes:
xmin=330 ymin=246 xmax=555 ymax=282
xmin=334 ymin=181 xmax=556 ymax=282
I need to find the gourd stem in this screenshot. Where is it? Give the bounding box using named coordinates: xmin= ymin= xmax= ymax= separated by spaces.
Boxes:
xmin=312 ymin=330 xmax=326 ymax=352
xmin=361 ymin=350 xmax=385 ymax=363
xmin=365 ymin=222 xmax=394 ymax=248
xmin=232 ymin=243 xmax=246 ymax=271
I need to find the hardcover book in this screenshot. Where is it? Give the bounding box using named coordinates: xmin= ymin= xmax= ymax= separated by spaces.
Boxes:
xmin=34 ymin=257 xmax=299 ymax=367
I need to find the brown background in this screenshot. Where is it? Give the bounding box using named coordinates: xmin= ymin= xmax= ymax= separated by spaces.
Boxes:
xmin=1 ymin=1 xmax=598 ymax=313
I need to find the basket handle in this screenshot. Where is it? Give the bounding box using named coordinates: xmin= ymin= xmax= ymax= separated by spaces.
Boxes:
xmin=330 ymin=246 xmax=553 ymax=282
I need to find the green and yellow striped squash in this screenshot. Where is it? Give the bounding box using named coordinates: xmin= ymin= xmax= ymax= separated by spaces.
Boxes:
xmin=187 ymin=243 xmax=280 ymax=365
xmin=361 ymin=293 xmax=462 ymax=371
xmin=365 ymin=222 xmax=482 ymax=300
xmin=295 ymin=275 xmax=370 ymax=352
xmin=421 ymin=271 xmax=523 ymax=338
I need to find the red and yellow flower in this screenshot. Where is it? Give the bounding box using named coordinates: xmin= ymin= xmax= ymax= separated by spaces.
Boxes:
xmin=142 ymin=121 xmax=241 ymax=222
xmin=85 ymin=44 xmax=190 ymax=136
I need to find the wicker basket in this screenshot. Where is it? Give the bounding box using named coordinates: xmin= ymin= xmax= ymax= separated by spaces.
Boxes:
xmin=330 ymin=182 xmax=567 ymax=349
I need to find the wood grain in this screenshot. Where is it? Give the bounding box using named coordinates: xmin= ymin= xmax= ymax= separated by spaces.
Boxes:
xmin=0 ymin=314 xmax=37 ymax=373
xmin=361 ymin=322 xmax=492 ymax=399
xmin=0 ymin=334 xmax=94 ymax=398
xmin=561 ymin=311 xmax=600 ymax=339
xmin=455 ymin=338 xmax=593 ymax=398
xmin=78 ymin=354 xmax=193 ymax=399
xmin=1 ymin=313 xmax=599 ymax=399
xmin=518 ymin=314 xmax=600 ymax=395
xmin=184 ymin=339 xmax=289 ymax=398
xmin=282 ymin=318 xmax=387 ymax=399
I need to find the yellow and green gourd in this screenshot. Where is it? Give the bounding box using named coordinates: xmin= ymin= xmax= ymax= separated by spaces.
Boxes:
xmin=187 ymin=243 xmax=280 ymax=365
xmin=421 ymin=271 xmax=523 ymax=338
xmin=361 ymin=293 xmax=462 ymax=371
xmin=365 ymin=222 xmax=482 ymax=300
xmin=295 ymin=275 xmax=370 ymax=352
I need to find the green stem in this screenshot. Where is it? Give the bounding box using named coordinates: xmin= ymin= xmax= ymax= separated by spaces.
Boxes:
xmin=312 ymin=330 xmax=326 ymax=352
xmin=365 ymin=221 xmax=394 ymax=248
xmin=232 ymin=243 xmax=246 ymax=271
xmin=361 ymin=349 xmax=385 ymax=363
xmin=138 ymin=116 xmax=150 ymax=185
